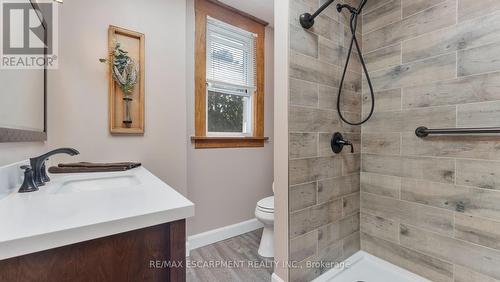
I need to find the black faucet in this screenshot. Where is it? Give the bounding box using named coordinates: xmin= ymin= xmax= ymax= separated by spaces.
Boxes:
xmin=331 ymin=132 xmax=354 ymax=154
xmin=30 ymin=148 xmax=80 ymax=186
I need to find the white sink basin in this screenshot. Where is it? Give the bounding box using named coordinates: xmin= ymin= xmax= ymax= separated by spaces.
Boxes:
xmin=50 ymin=174 xmax=141 ymax=194
xmin=0 ymin=163 xmax=194 ymax=261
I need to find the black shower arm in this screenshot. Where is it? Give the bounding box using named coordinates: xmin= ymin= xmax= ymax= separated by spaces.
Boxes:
xmin=300 ymin=0 xmax=336 ymax=29
xmin=310 ymin=0 xmax=335 ymax=20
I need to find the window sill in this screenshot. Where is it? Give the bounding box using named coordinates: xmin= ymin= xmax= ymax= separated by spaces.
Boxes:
xmin=191 ymin=136 xmax=269 ymax=149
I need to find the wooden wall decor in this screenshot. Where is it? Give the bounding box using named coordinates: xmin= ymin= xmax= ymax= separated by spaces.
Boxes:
xmin=107 ymin=25 xmax=145 ymax=135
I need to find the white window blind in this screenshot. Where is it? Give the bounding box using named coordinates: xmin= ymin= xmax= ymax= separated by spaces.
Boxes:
xmin=205 ymin=16 xmax=257 ymax=136
xmin=206 ymin=16 xmax=257 ymax=93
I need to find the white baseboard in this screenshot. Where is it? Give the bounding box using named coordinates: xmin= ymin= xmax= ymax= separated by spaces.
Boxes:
xmin=272 ymin=272 xmax=285 ymax=282
xmin=187 ymin=218 xmax=263 ymax=255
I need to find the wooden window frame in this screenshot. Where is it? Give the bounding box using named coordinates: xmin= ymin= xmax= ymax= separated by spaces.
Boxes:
xmin=192 ymin=0 xmax=268 ymax=149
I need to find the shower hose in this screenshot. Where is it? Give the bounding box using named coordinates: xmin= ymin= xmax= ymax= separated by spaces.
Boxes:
xmin=337 ymin=0 xmax=375 ymax=125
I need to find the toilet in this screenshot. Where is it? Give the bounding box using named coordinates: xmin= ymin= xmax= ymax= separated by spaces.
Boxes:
xmin=255 ymin=184 xmax=274 ymax=258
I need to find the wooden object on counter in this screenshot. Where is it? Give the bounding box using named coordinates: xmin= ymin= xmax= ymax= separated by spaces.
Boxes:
xmin=49 ymin=166 xmax=129 ymax=173
xmin=49 ymin=162 xmax=142 ymax=173
xmin=58 ymin=162 xmax=142 ymax=169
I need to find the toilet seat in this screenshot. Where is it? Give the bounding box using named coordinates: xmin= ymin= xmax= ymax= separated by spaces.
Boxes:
xmin=257 ymin=196 xmax=274 ymax=213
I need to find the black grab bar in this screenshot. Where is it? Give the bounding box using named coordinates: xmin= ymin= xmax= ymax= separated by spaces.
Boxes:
xmin=415 ymin=126 xmax=500 ymax=137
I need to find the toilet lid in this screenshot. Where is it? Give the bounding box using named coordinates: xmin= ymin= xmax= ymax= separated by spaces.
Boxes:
xmin=257 ymin=196 xmax=274 ymax=212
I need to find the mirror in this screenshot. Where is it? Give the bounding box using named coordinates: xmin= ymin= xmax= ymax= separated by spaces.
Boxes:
xmin=0 ymin=0 xmax=47 ymax=142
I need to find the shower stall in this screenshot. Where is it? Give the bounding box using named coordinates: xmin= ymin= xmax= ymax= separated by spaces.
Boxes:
xmin=286 ymin=0 xmax=500 ymax=281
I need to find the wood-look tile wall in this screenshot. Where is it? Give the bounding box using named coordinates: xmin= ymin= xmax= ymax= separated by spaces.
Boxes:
xmin=288 ymin=0 xmax=363 ymax=281
xmin=361 ymin=1 xmax=500 ymax=281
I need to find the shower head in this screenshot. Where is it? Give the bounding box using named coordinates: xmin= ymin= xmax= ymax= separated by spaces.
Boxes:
xmin=299 ymin=0 xmax=375 ymax=126
xmin=299 ymin=0 xmax=368 ymax=29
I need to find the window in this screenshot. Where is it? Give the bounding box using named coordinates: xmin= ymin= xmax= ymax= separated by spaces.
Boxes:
xmin=206 ymin=17 xmax=255 ymax=136
xmin=192 ymin=0 xmax=267 ymax=149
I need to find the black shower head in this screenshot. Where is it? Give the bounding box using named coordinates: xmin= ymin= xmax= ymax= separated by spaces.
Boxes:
xmin=299 ymin=0 xmax=368 ymax=29
xmin=298 ymin=0 xmax=375 ymax=126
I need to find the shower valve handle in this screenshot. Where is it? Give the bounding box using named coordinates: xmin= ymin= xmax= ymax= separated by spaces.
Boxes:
xmin=331 ymin=132 xmax=354 ymax=154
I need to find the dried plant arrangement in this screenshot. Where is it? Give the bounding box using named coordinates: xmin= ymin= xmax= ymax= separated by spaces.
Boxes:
xmin=100 ymin=42 xmax=139 ymax=96
xmin=100 ymin=42 xmax=139 ymax=126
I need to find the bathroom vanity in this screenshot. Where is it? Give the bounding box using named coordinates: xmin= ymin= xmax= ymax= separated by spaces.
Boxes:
xmin=0 ymin=162 xmax=194 ymax=282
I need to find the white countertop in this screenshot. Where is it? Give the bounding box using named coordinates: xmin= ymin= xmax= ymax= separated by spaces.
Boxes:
xmin=0 ymin=165 xmax=194 ymax=260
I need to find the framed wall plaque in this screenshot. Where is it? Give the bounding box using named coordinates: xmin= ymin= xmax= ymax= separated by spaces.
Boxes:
xmin=107 ymin=25 xmax=145 ymax=135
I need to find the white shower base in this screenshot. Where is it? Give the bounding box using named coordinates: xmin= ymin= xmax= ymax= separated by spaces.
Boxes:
xmin=312 ymin=251 xmax=431 ymax=282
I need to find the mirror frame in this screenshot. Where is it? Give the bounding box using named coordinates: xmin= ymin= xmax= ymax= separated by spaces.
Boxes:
xmin=0 ymin=0 xmax=47 ymax=142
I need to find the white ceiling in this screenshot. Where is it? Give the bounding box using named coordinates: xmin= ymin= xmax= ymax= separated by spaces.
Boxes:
xmin=218 ymin=0 xmax=274 ymax=27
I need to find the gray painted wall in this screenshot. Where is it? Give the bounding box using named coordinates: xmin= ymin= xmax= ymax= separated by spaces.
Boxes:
xmin=0 ymin=0 xmax=189 ymax=196
xmin=47 ymin=0 xmax=189 ymax=195
xmin=1 ymin=0 xmax=273 ymax=238
xmin=185 ymin=0 xmax=275 ymax=236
